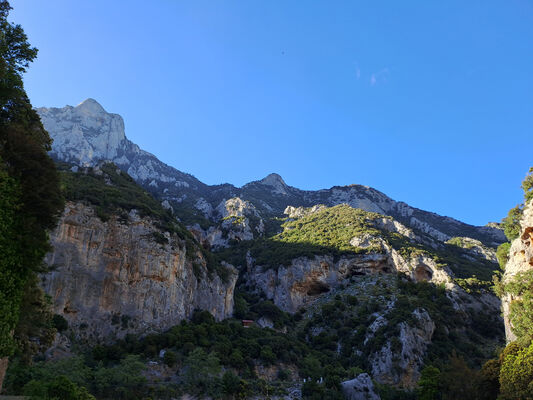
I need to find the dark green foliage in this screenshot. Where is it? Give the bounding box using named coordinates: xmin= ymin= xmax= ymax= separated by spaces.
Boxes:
xmin=0 ymin=165 xmax=24 ymax=356
xmin=298 ymin=275 xmax=503 ymax=380
xmin=438 ymin=353 xmax=480 ymax=400
xmin=376 ymin=383 xmax=416 ymax=400
xmin=502 ymin=270 xmax=533 ymax=346
xmin=0 ymin=0 xmax=38 ymax=125
xmin=502 ymin=205 xmax=523 ymax=241
xmin=221 ymin=370 xmax=241 ymax=396
xmin=215 ymin=205 xmax=388 ymax=270
xmin=0 ymin=0 xmax=63 ymax=364
xmin=181 ymin=348 xmax=221 ymax=396
xmin=521 ymin=167 xmax=533 ymax=203
xmin=7 ymin=354 xmax=147 ymax=399
xmin=52 ymin=314 xmax=69 ymax=332
xmin=496 ymin=242 xmax=511 ymax=269
xmin=23 ymin=375 xmax=95 ymax=400
xmin=478 ymin=358 xmax=500 ymax=400
xmin=59 ymin=162 xmax=177 ymax=226
xmin=13 ymin=275 xmax=56 ymax=363
xmin=162 ymin=350 xmax=177 ymax=367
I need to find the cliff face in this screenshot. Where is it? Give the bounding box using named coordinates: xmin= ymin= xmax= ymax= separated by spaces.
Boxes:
xmin=502 ymin=200 xmax=533 ymax=342
xmin=43 ymin=202 xmax=237 ymax=341
xmin=247 ymin=252 xmax=452 ymax=314
xmin=241 ymin=205 xmax=503 ymax=389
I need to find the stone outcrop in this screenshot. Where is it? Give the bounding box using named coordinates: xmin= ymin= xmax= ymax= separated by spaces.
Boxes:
xmin=341 ymin=373 xmax=381 ymax=400
xmin=502 ymin=199 xmax=533 ymax=342
xmin=247 ymin=247 xmax=453 ymax=313
xmin=370 ymin=308 xmax=435 ymax=387
xmin=284 ymin=205 xmax=326 ymax=219
xmin=190 ymin=197 xmax=266 ymax=248
xmin=43 ymin=202 xmax=237 ymax=341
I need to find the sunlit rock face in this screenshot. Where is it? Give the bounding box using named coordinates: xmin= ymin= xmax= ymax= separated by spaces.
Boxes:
xmin=38 ymin=99 xmax=126 ymax=165
xmin=37 ymin=99 xmax=203 ymax=190
xmin=502 ymin=199 xmax=533 ymax=342
xmin=43 ymin=202 xmax=237 ymax=342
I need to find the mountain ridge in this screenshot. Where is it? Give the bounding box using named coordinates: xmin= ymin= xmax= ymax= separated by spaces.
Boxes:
xmin=37 ymin=98 xmax=505 ymax=247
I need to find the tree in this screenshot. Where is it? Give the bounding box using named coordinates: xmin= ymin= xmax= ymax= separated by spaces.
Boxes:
xmin=163 ymin=350 xmax=177 ymax=367
xmin=0 ymin=0 xmax=63 ymax=390
xmin=502 ymin=205 xmax=523 ymax=241
xmin=496 ymin=242 xmax=511 ymax=269
xmin=221 ymin=371 xmax=241 ymax=398
xmin=92 ymin=355 xmax=147 ymax=399
xmin=477 ymin=358 xmax=500 ymax=400
xmin=23 ymin=375 xmax=96 ymax=400
xmin=439 ymin=352 xmax=480 ymax=400
xmin=417 ymin=366 xmax=441 ymax=400
xmin=499 ymin=342 xmax=533 ymax=399
xmin=299 ymin=354 xmax=322 ymax=380
xmin=521 ymin=167 xmax=533 ymax=203
xmin=182 ymin=348 xmax=221 ymax=395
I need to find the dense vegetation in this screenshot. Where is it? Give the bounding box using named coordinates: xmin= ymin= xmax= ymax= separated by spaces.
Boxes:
xmin=4 ymin=274 xmax=504 ymax=399
xmin=0 ymin=0 xmax=63 ymax=390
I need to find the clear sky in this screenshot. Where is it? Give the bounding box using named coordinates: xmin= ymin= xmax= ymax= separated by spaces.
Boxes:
xmin=11 ymin=0 xmax=533 ymax=226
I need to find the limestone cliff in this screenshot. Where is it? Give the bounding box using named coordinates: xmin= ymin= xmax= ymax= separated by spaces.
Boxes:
xmin=240 ymin=204 xmax=502 ymax=389
xmin=246 ymin=252 xmax=452 ymax=314
xmin=501 ymin=199 xmax=533 ymax=342
xmin=43 ymin=202 xmax=237 ymax=342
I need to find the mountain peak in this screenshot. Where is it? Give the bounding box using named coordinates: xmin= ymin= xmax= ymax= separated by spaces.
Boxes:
xmin=258 ymin=173 xmax=289 ymax=195
xmin=260 ymin=173 xmax=286 ymax=186
xmin=75 ymin=98 xmax=106 ymax=115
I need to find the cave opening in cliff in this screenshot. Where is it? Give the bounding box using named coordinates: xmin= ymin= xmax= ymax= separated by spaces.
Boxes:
xmin=414 ymin=264 xmax=433 ymax=282
xmin=306 ymin=281 xmax=330 ymax=296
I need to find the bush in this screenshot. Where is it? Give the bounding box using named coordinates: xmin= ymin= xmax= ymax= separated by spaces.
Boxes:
xmin=502 ymin=205 xmax=523 ymax=241
xmin=52 ymin=314 xmax=69 ymax=332
xmin=163 ymin=350 xmax=177 ymax=367
xmin=499 ymin=342 xmax=533 ymax=399
xmin=496 ymin=242 xmax=511 ymax=269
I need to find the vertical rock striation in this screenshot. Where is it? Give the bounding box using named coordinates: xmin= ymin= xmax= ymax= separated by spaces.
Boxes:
xmin=43 ymin=202 xmax=237 ymax=342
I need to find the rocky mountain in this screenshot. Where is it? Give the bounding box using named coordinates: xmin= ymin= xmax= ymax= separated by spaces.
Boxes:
xmin=45 ymin=201 xmax=237 ymax=343
xmin=501 ymin=198 xmax=533 ymax=343
xmin=41 ymin=163 xmax=237 ymax=345
xmin=18 ymin=98 xmax=509 ymax=399
xmin=37 ymin=99 xmax=505 ymax=248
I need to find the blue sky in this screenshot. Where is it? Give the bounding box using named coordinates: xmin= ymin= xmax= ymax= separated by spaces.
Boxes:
xmin=11 ymin=1 xmax=533 ymax=226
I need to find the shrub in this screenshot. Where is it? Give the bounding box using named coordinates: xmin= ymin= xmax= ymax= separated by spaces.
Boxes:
xmin=496 ymin=242 xmax=511 ymax=269
xmin=499 ymin=342 xmax=533 ymax=399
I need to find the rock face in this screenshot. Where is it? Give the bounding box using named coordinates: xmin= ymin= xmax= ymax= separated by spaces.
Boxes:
xmin=190 ymin=197 xmax=266 ymax=248
xmin=43 ymin=202 xmax=237 ymax=341
xmin=247 ymin=241 xmax=452 ymax=313
xmin=341 ymin=373 xmax=381 ymax=400
xmin=37 ymin=99 xmax=505 ymax=247
xmin=370 ymin=308 xmax=435 ymax=387
xmin=37 ymin=99 xmax=204 ymax=190
xmin=502 ymin=199 xmax=533 ymax=342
